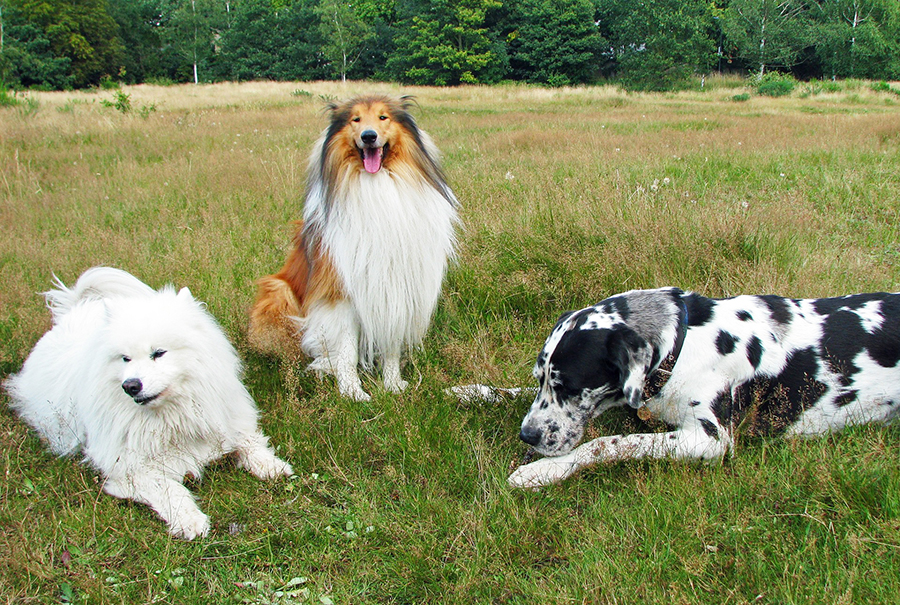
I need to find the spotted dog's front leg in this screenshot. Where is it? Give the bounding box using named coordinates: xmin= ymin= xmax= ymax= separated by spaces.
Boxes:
xmin=508 ymin=426 xmax=728 ymax=488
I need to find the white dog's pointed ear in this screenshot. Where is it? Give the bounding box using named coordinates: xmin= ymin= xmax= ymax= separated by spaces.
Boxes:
xmin=176 ymin=287 xmax=194 ymax=300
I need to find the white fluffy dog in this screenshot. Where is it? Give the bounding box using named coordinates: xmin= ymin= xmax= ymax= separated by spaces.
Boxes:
xmin=4 ymin=267 xmax=293 ymax=539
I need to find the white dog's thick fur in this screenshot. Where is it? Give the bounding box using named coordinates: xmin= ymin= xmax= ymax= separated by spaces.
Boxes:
xmin=4 ymin=267 xmax=293 ymax=539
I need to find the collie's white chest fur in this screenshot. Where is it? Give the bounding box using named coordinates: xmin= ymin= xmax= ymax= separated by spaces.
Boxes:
xmin=318 ymin=169 xmax=458 ymax=361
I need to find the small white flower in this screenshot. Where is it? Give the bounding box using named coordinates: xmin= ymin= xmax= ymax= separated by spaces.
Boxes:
xmin=505 ymin=171 xmax=515 ymax=180
xmin=663 ymin=177 xmax=670 ymax=185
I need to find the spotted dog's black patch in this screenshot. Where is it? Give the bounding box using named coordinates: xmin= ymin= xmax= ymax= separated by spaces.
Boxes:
xmin=710 ymin=391 xmax=732 ymax=427
xmin=601 ymin=296 xmax=630 ymax=320
xmin=833 ymin=390 xmax=858 ymax=407
xmin=684 ymin=293 xmax=715 ymax=327
xmin=549 ymin=328 xmax=624 ymax=401
xmin=699 ymin=418 xmax=719 ymax=440
xmin=569 ymin=308 xmax=598 ymax=330
xmin=746 ymin=336 xmax=764 ymax=369
xmin=737 ymin=310 xmax=753 ymax=322
xmin=736 ymin=347 xmax=827 ymax=435
xmin=821 ymin=309 xmax=866 ymax=386
xmin=812 ymin=293 xmax=887 ymax=315
xmin=759 ymin=295 xmax=793 ymax=325
xmin=716 ymin=331 xmax=739 ymax=355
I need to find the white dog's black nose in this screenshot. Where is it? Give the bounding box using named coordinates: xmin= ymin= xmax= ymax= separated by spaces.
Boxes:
xmin=519 ymin=425 xmax=542 ymax=446
xmin=361 ymin=130 xmax=378 ymax=145
xmin=122 ymin=378 xmax=142 ymax=398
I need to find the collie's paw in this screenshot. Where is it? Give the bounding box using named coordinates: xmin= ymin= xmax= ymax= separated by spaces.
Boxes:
xmin=384 ymin=377 xmax=409 ymax=393
xmin=307 ymin=357 xmax=335 ymax=376
xmin=342 ymin=384 xmax=371 ymax=401
xmin=169 ymin=509 xmax=210 ymax=540
xmin=508 ymin=456 xmax=577 ymax=489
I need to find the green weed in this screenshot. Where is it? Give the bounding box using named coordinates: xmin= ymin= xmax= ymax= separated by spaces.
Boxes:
xmin=755 ymin=72 xmax=797 ymax=97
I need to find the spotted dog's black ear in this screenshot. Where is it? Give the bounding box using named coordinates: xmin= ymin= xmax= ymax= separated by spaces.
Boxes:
xmin=608 ymin=325 xmax=652 ymax=409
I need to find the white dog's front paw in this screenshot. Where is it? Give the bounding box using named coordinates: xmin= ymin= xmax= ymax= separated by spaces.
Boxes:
xmin=168 ymin=509 xmax=210 ymax=540
xmin=242 ymin=449 xmax=294 ymax=480
xmin=508 ymin=456 xmax=578 ymax=489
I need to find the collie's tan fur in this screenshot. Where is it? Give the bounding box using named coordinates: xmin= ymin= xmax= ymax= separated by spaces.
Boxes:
xmin=249 ymin=222 xmax=344 ymax=357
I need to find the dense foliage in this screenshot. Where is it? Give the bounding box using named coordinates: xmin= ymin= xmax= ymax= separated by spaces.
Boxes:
xmin=1 ymin=0 xmax=899 ymax=89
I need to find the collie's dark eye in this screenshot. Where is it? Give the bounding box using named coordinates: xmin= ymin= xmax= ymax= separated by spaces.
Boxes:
xmin=379 ymin=115 xmax=388 ymax=121
xmin=122 ymin=355 xmax=132 ymax=363
xmin=352 ymin=116 xmax=361 ymax=122
xmin=151 ymin=349 xmax=167 ymax=360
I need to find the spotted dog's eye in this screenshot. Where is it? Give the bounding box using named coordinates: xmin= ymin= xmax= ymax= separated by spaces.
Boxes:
xmin=151 ymin=349 xmax=167 ymax=360
xmin=122 ymin=355 xmax=131 ymax=363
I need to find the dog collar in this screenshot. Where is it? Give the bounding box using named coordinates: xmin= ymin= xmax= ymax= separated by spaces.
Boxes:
xmin=640 ymin=298 xmax=689 ymax=407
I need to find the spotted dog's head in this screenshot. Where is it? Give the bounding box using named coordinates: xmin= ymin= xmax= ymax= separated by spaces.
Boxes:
xmin=519 ymin=288 xmax=687 ymax=456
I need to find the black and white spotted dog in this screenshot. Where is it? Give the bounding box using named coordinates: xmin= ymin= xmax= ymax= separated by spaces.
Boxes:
xmin=504 ymin=287 xmax=900 ymax=488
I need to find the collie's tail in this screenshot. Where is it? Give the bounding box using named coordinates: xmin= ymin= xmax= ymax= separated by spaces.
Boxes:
xmin=44 ymin=267 xmax=156 ymax=322
xmin=248 ymin=275 xmax=304 ymax=357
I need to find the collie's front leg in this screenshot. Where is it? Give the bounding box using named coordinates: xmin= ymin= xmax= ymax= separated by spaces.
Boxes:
xmin=382 ymin=352 xmax=408 ymax=393
xmin=302 ymin=301 xmax=370 ymax=401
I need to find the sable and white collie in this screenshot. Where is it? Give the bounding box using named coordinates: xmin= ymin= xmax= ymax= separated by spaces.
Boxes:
xmin=249 ymin=95 xmax=459 ymax=400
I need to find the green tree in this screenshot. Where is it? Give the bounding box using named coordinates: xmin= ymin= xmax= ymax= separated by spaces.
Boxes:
xmin=160 ymin=0 xmax=225 ymax=83
xmin=504 ymin=0 xmax=606 ymax=86
xmin=597 ymin=0 xmax=717 ymax=91
xmin=809 ymin=0 xmax=900 ymax=79
xmin=387 ymin=0 xmax=506 ymax=85
xmin=214 ymin=0 xmax=328 ymax=81
xmin=316 ymin=0 xmax=366 ymax=81
xmin=5 ymin=0 xmax=124 ymax=87
xmin=108 ymin=0 xmax=183 ymax=84
xmin=722 ymin=0 xmax=812 ymax=78
xmin=0 ymin=3 xmax=73 ymax=89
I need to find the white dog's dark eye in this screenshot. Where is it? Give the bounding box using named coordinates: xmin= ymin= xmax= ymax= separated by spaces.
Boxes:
xmin=151 ymin=349 xmax=167 ymax=360
xmin=122 ymin=355 xmax=131 ymax=363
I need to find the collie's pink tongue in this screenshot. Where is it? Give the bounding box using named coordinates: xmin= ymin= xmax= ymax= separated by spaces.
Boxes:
xmin=363 ymin=147 xmax=383 ymax=174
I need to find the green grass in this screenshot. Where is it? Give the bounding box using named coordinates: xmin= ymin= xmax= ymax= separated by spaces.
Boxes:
xmin=1 ymin=81 xmax=899 ymax=604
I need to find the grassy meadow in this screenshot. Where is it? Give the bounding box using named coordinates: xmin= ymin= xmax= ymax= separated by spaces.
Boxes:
xmin=1 ymin=78 xmax=899 ymax=603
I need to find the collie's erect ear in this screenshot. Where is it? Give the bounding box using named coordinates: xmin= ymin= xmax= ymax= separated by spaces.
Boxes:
xmin=398 ymin=95 xmax=418 ymax=112
xmin=608 ymin=326 xmax=652 ymax=409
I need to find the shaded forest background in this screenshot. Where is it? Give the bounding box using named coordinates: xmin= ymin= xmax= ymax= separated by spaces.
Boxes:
xmin=1 ymin=0 xmax=899 ymax=92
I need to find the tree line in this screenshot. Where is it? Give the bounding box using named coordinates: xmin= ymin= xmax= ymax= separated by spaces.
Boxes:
xmin=1 ymin=0 xmax=898 ymax=92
